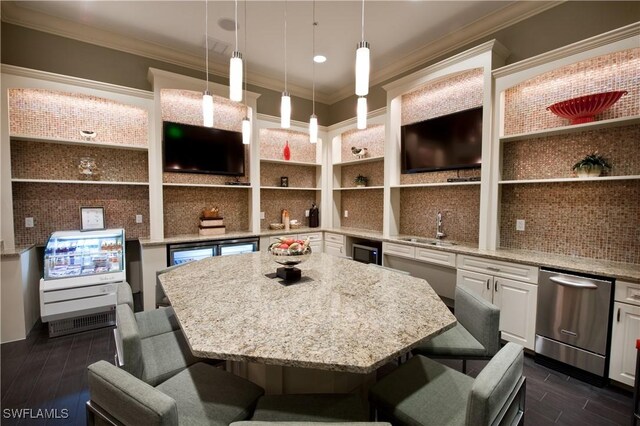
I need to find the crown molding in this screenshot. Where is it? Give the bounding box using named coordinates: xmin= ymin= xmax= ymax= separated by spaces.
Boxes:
xmin=0 ymin=1 xmax=331 ymax=104
xmin=1 ymin=64 xmax=154 ymax=99
xmin=326 ymin=1 xmax=562 ymax=104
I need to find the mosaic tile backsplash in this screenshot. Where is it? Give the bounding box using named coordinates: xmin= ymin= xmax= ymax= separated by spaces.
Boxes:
xmin=502 ymin=125 xmax=640 ymax=180
xmin=261 ymin=163 xmax=317 ymax=188
xmin=340 ymin=125 xmax=385 ymax=162
xmin=340 ymin=161 xmax=384 ymax=188
xmin=12 ymin=182 xmax=150 ymax=246
xmin=260 ymin=189 xmax=319 ymax=230
xmin=400 ymin=169 xmax=481 ymax=185
xmin=503 ymin=48 xmax=639 ymax=136
xmin=9 ymin=89 xmax=148 ymax=146
xmin=399 ymin=186 xmax=480 ymax=244
xmin=500 ymin=181 xmax=640 ymax=264
xmin=11 ymin=140 xmax=149 ymax=183
xmin=340 ymin=189 xmax=384 ymax=232
xmin=161 ymin=89 xmax=246 ymax=132
xmin=163 ymin=187 xmax=249 ymax=236
xmin=260 ymin=129 xmax=317 ymax=163
xmin=401 ymin=68 xmax=483 ymax=127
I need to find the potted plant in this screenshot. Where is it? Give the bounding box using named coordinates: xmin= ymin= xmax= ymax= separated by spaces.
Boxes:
xmin=354 ymin=174 xmax=368 ymax=188
xmin=572 ymin=152 xmax=611 ymax=178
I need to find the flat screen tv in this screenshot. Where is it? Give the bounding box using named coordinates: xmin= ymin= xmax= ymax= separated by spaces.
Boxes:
xmin=163 ymin=121 xmax=245 ymax=176
xmin=401 ymin=107 xmax=483 ymax=173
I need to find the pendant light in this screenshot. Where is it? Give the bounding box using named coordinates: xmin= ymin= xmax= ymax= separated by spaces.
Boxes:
xmin=241 ymin=1 xmax=251 ymax=144
xmin=202 ymin=0 xmax=214 ymax=127
xmin=229 ymin=0 xmax=243 ymax=102
xmin=357 ymin=96 xmax=367 ymax=130
xmin=355 ymin=0 xmax=369 ymax=97
xmin=281 ymin=0 xmax=291 ymax=129
xmin=309 ymin=1 xmax=318 ymax=144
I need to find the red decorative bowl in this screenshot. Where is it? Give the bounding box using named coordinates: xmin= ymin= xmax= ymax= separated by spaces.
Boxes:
xmin=546 ymin=91 xmax=627 ymax=125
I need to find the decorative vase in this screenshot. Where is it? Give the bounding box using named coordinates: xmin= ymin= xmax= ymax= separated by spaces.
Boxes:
xmin=575 ymin=166 xmax=602 ymax=178
xmin=283 ymin=140 xmax=291 ymax=161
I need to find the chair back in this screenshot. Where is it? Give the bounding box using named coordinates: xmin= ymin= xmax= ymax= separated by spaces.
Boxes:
xmin=156 ymin=264 xmax=185 ymax=306
xmin=87 ymin=360 xmax=177 ymax=426
xmin=455 ymin=286 xmax=501 ymax=356
xmin=115 ymin=304 xmax=144 ymax=380
xmin=466 ymin=342 xmax=525 ymax=426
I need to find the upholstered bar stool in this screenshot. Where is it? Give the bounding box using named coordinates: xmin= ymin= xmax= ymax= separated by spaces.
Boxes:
xmin=250 ymin=394 xmax=369 ymax=422
xmin=413 ymin=285 xmax=500 ymax=373
xmin=370 ymin=342 xmax=526 ymax=426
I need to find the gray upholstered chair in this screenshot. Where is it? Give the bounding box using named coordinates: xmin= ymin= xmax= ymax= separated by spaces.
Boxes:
xmin=412 ymin=285 xmax=500 ymax=373
xmin=156 ymin=264 xmax=186 ymax=307
xmin=115 ymin=304 xmax=199 ymax=386
xmin=116 ymin=281 xmax=134 ymax=310
xmin=87 ymin=360 xmax=264 ymax=426
xmin=250 ymin=394 xmax=369 ymax=422
xmin=135 ymin=306 xmax=181 ymax=339
xmin=369 ymin=342 xmax=526 ymax=426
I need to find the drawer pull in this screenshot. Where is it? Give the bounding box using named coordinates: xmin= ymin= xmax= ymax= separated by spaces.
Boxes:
xmin=494 ymin=280 xmax=498 ymax=292
xmin=486 ymin=279 xmax=490 ymax=290
xmin=487 ymin=266 xmax=501 ymax=272
xmin=561 ymin=329 xmax=577 ymax=337
xmin=617 ymin=308 xmax=621 ymax=322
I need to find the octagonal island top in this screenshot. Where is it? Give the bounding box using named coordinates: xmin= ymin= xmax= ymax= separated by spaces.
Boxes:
xmin=159 ymin=252 xmax=456 ymax=374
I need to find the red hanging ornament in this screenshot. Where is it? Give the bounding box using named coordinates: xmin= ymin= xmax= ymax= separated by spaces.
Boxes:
xmin=283 ymin=140 xmax=291 ymax=161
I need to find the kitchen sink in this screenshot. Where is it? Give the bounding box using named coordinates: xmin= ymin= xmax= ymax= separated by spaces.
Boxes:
xmin=400 ymin=237 xmax=456 ymax=247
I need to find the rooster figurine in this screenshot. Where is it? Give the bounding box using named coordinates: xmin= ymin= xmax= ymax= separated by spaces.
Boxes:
xmin=351 ymin=147 xmax=368 ymax=159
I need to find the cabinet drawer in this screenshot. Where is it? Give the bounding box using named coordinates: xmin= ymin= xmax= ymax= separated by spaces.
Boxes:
xmin=383 ymin=242 xmax=415 ymax=260
xmin=42 ymin=282 xmax=117 ymax=303
xmin=615 ymin=281 xmax=640 ymax=306
xmin=456 ymin=255 xmax=538 ymax=284
xmin=415 ymin=247 xmax=456 ymax=268
xmin=325 ymin=241 xmax=344 ymax=257
xmin=324 ymin=233 xmax=345 ymax=244
xmin=298 ymin=232 xmax=322 ymax=242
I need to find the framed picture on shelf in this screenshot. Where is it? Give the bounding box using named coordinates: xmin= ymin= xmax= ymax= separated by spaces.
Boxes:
xmin=80 ymin=207 xmax=106 ymax=231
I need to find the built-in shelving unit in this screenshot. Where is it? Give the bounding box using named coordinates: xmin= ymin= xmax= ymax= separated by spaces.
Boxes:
xmin=162 ymin=182 xmax=250 ymax=189
xmin=391 ymin=181 xmax=481 ymax=188
xmin=10 ymin=134 xmax=149 ymax=151
xmin=333 ymin=156 xmax=384 ymax=166
xmin=260 ymin=186 xmax=320 ymax=191
xmin=333 ymin=186 xmax=384 ymax=191
xmin=12 ymin=178 xmax=149 ymax=186
xmin=499 ymin=175 xmax=640 ymax=185
xmin=260 ymin=158 xmax=320 ymax=167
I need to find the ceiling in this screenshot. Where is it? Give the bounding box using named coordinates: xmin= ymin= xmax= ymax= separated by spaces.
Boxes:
xmin=3 ymin=1 xmax=559 ymax=103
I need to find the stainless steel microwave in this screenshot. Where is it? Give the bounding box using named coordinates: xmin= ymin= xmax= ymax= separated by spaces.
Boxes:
xmin=352 ymin=243 xmax=381 ymax=265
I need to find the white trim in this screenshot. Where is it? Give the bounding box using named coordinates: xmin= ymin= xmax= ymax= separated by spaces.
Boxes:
xmin=499 ymin=176 xmax=640 ymax=185
xmin=12 ymin=179 xmax=149 ymax=186
xmin=162 ymin=183 xmax=251 ymax=189
xmin=10 ymin=134 xmax=149 ymax=151
xmin=333 ymin=156 xmax=385 ymax=167
xmin=333 ymin=186 xmax=384 ymax=191
xmin=390 ymin=182 xmax=482 ymax=188
xmin=260 ymin=158 xmax=320 ymax=167
xmin=260 ymin=186 xmax=321 ymax=191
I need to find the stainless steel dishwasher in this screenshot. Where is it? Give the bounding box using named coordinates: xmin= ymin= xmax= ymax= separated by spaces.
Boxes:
xmin=535 ymin=268 xmax=614 ymax=380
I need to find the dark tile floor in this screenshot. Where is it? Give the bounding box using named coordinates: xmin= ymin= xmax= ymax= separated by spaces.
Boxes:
xmin=1 ymin=323 xmax=634 ymax=425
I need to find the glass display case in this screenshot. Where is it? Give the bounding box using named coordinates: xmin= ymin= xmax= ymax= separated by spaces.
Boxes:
xmin=43 ymin=229 xmax=125 ymax=280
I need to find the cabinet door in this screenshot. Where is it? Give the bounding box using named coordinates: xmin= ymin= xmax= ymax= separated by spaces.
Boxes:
xmin=324 ymin=241 xmax=344 ymax=257
xmin=456 ymin=269 xmax=492 ymax=302
xmin=493 ymin=278 xmax=538 ymax=351
xmin=609 ymin=302 xmax=640 ymax=386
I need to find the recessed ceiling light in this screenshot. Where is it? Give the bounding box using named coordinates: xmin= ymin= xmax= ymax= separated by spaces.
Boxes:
xmin=313 ymin=55 xmax=327 ymax=63
xmin=218 ymin=18 xmax=237 ymax=31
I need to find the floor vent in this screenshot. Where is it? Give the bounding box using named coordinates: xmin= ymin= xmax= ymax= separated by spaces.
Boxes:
xmin=48 ymin=309 xmax=116 ymax=337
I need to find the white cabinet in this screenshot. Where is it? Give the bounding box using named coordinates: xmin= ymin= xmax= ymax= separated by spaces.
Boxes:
xmin=457 ymin=255 xmax=538 ymax=350
xmin=610 ymin=281 xmax=640 ymax=386
xmin=383 ymin=242 xmax=415 ymax=260
xmin=324 ymin=233 xmax=345 ymax=257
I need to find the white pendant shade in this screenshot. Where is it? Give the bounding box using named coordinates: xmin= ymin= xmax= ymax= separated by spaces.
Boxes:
xmin=281 ymin=92 xmax=291 ymax=129
xmin=202 ymin=91 xmax=214 ymax=127
xmin=242 ymin=116 xmax=251 ymax=145
xmin=309 ymin=114 xmax=318 ymax=144
xmin=357 ymin=96 xmax=367 ymax=130
xmin=229 ymin=52 xmax=243 ymax=102
xmin=355 ymin=41 xmax=370 ymax=96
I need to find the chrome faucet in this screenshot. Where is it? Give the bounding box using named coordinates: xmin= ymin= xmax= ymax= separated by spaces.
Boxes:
xmin=436 ymin=211 xmax=446 ymax=240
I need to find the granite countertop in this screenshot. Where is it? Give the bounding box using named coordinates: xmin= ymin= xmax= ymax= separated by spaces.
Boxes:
xmin=139 ymin=227 xmax=322 ymax=247
xmin=159 ymin=251 xmax=456 ymax=373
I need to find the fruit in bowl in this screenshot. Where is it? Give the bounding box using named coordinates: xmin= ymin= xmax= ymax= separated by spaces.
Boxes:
xmin=268 ymin=237 xmax=312 ymax=267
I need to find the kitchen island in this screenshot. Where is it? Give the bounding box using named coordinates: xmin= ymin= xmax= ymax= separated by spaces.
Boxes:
xmin=159 ymin=251 xmax=456 ymax=394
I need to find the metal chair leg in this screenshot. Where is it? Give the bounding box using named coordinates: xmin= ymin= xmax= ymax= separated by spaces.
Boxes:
xmin=462 ymin=359 xmax=467 ymax=374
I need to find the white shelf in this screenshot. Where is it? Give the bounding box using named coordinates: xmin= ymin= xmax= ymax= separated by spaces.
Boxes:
xmin=12 ymin=178 xmax=149 ymax=186
xmin=391 ymin=181 xmax=481 ymax=188
xmin=10 ymin=134 xmax=149 ymax=151
xmin=333 ymin=186 xmax=384 ymax=190
xmin=163 ymin=183 xmax=251 ymax=189
xmin=260 ymin=186 xmax=320 ymax=191
xmin=499 ymin=116 xmax=640 ymax=143
xmin=260 ymin=158 xmax=320 ymax=166
xmin=499 ymin=175 xmax=640 ymax=185
xmin=334 ymin=156 xmax=385 ymax=166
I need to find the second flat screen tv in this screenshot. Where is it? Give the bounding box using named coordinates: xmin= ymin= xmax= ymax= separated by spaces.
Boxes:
xmin=163 ymin=121 xmax=245 ymax=176
xmin=401 ymin=107 xmax=483 ymax=173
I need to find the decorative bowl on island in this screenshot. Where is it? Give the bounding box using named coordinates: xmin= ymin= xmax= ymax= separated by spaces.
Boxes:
xmin=268 ymin=237 xmax=312 ymax=282
xmin=546 ymin=90 xmax=627 ymax=125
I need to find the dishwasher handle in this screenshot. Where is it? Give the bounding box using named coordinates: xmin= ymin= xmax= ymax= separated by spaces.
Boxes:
xmin=549 ymin=275 xmax=598 ymax=289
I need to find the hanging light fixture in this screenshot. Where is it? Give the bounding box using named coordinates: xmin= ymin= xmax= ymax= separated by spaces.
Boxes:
xmin=355 ymin=0 xmax=369 ymax=97
xmin=309 ymin=1 xmax=318 ymax=144
xmin=241 ymin=1 xmax=250 ymax=144
xmin=229 ymin=0 xmax=243 ymax=102
xmin=357 ymin=96 xmax=367 ymax=130
xmin=281 ymin=0 xmax=291 ymax=129
xmin=202 ymin=0 xmax=214 ymax=127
